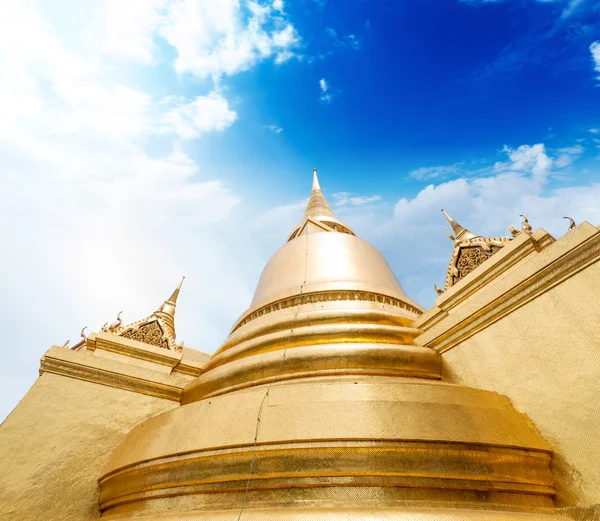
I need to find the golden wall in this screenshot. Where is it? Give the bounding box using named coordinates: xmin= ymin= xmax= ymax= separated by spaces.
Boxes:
xmin=0 ymin=332 xmax=209 ymax=521
xmin=415 ymin=223 xmax=600 ymax=515
xmin=0 ymin=373 xmax=176 ymax=521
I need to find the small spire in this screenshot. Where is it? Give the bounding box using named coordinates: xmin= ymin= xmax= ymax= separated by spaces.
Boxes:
xmin=166 ymin=276 xmax=185 ymax=305
xmin=312 ymin=168 xmax=321 ymax=191
xmin=158 ymin=277 xmax=185 ymax=339
xmin=441 ymin=209 xmax=477 ymax=241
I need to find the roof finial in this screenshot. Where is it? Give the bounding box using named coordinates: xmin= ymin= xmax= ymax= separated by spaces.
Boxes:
xmin=312 ymin=168 xmax=321 ymax=192
xmin=441 ymin=209 xmax=477 ymax=241
xmin=166 ymin=276 xmax=185 ymax=305
xmin=157 ymin=277 xmax=185 ymax=339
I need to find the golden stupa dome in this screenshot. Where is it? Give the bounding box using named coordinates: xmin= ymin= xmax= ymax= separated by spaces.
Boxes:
xmin=98 ymin=172 xmax=569 ymax=521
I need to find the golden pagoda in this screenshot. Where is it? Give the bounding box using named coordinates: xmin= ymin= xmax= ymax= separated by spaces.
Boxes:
xmin=1 ymin=172 xmax=599 ymax=521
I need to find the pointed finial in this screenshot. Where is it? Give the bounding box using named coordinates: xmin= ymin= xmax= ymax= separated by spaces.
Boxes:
xmin=312 ymin=168 xmax=321 ymax=191
xmin=441 ymin=209 xmax=477 ymax=241
xmin=563 ymin=216 xmax=576 ymax=231
xmin=157 ymin=277 xmax=185 ymax=339
xmin=61 ymin=340 xmax=70 ymax=349
xmin=434 ymin=284 xmax=444 ymax=296
xmin=81 ymin=326 xmax=87 ymax=340
xmin=167 ymin=276 xmax=185 ymax=305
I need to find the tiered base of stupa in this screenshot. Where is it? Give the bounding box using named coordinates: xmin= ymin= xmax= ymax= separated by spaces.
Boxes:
xmin=99 ymin=376 xmax=568 ymax=520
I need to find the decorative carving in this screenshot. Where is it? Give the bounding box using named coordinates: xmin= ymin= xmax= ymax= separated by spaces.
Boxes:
xmin=434 ymin=284 xmax=444 ymax=296
xmin=455 ymin=246 xmax=501 ymax=283
xmin=443 ymin=235 xmax=511 ymax=291
xmin=80 ymin=327 xmax=87 ymax=340
xmin=233 ymin=290 xmax=422 ymax=333
xmin=121 ymin=320 xmax=170 ymax=350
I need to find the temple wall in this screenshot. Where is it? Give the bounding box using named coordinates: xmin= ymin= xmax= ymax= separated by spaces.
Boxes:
xmin=0 ymin=336 xmax=209 ymax=521
xmin=415 ymin=223 xmax=600 ymax=514
xmin=0 ymin=373 xmax=177 ymax=521
xmin=442 ymin=261 xmax=600 ymax=508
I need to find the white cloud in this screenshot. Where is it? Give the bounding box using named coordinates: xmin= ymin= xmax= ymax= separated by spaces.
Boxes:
xmin=158 ymin=0 xmax=300 ymax=78
xmin=499 ymin=143 xmax=552 ymax=179
xmin=345 ymin=142 xmax=600 ymax=311
xmin=272 ymin=0 xmax=284 ymax=11
xmin=0 ymin=0 xmax=298 ymax=423
xmin=554 ymin=145 xmax=584 ymax=168
xmin=319 ymin=78 xmax=328 ymax=92
xmin=589 ymin=128 xmax=599 ymax=134
xmin=590 ymin=41 xmax=600 ymax=81
xmin=100 ymin=0 xmax=169 ymax=63
xmin=161 ymin=91 xmax=238 ymax=139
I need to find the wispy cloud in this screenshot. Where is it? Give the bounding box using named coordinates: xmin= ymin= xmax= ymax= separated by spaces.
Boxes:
xmin=409 ymin=164 xmax=464 ymax=181
xmin=319 ymin=77 xmax=334 ymax=103
xmin=326 ymin=27 xmax=362 ymax=50
xmin=590 ymin=41 xmax=600 ymax=81
xmin=461 ymin=1 xmax=598 ymax=87
xmin=263 ymin=124 xmax=284 ymax=134
xmin=333 ymin=192 xmax=382 ymax=206
xmin=410 ymin=143 xmax=583 ymax=186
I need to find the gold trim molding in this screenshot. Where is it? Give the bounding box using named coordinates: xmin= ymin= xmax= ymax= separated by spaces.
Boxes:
xmin=233 ymin=290 xmax=422 ymax=332
xmin=40 ymin=349 xmax=183 ymax=401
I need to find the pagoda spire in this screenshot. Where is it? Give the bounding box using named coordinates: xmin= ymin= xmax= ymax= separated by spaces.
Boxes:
xmin=312 ymin=168 xmax=321 ymax=191
xmin=441 ymin=209 xmax=477 ymax=241
xmin=303 ymin=168 xmax=335 ymax=220
xmin=287 ymin=169 xmax=355 ymax=241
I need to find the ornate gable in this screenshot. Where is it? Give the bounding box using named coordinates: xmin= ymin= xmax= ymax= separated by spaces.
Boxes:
xmin=99 ymin=277 xmax=185 ymax=352
xmin=120 ymin=319 xmax=173 ymax=351
xmin=444 ymin=236 xmax=510 ymax=290
xmin=440 ymin=209 xmax=512 ymax=292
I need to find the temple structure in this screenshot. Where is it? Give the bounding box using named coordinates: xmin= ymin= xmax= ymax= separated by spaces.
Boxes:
xmin=1 ymin=171 xmax=599 ymax=521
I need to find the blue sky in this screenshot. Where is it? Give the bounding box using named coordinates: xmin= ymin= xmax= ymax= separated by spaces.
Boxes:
xmin=1 ymin=0 xmax=600 ymax=421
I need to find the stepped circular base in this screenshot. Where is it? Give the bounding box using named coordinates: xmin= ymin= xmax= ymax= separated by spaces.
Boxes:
xmin=100 ymin=377 xmax=559 ymax=520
